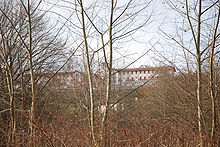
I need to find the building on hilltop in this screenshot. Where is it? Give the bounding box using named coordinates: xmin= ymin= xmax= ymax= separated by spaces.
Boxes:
xmin=36 ymin=65 xmax=175 ymax=90
xmin=113 ymin=66 xmax=175 ymax=87
xmin=37 ymin=70 xmax=87 ymax=90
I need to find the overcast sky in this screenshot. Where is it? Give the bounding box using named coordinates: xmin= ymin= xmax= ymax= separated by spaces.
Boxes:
xmin=40 ymin=0 xmax=216 ymax=70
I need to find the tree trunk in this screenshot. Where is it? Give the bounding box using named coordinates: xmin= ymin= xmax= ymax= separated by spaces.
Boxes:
xmin=101 ymin=0 xmax=114 ymax=146
xmin=196 ymin=1 xmax=203 ymax=146
xmin=27 ymin=0 xmax=36 ymax=145
xmin=6 ymin=69 xmax=16 ymax=147
xmin=79 ymin=0 xmax=96 ymax=146
xmin=209 ymin=2 xmax=220 ymax=145
xmin=0 ymin=28 xmax=16 ymax=147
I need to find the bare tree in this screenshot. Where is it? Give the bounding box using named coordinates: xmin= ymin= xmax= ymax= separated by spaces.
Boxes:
xmin=0 ymin=0 xmax=66 ymax=145
xmin=209 ymin=1 xmax=220 ymax=145
xmin=100 ymin=1 xmax=114 ymax=146
xmin=186 ymin=0 xmax=203 ymax=145
xmin=78 ymin=0 xmax=96 ymax=145
xmin=161 ymin=0 xmax=220 ymax=146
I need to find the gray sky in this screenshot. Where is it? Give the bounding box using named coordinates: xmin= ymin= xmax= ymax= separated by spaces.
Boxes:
xmin=40 ymin=0 xmax=218 ymax=71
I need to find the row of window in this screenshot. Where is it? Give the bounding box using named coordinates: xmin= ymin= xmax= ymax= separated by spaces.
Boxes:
xmin=119 ymin=70 xmax=155 ymax=75
xmin=119 ymin=80 xmax=146 ymax=85
xmin=126 ymin=76 xmax=148 ymax=80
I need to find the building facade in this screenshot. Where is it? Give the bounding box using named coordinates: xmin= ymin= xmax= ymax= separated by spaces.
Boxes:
xmin=113 ymin=65 xmax=175 ymax=87
xmin=37 ymin=65 xmax=175 ymax=89
xmin=37 ymin=70 xmax=87 ymax=90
